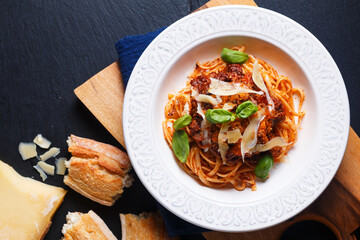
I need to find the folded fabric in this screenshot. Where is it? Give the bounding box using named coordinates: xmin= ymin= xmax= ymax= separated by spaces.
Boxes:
xmin=115 ymin=28 xmax=209 ymax=237
xmin=115 ymin=27 xmax=165 ymax=87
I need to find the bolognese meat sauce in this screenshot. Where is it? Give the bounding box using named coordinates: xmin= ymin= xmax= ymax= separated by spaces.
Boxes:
xmin=188 ymin=62 xmax=286 ymax=164
xmin=190 ymin=75 xmax=210 ymax=94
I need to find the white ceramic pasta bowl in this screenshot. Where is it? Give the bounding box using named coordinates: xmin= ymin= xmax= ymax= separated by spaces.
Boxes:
xmin=123 ymin=5 xmax=349 ymax=232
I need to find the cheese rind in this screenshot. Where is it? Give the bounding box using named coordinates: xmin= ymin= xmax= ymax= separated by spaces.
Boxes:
xmin=0 ymin=160 xmax=66 ymax=240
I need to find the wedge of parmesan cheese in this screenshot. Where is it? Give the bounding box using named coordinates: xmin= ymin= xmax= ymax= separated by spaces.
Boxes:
xmin=37 ymin=161 xmax=55 ymax=176
xmin=0 ymin=160 xmax=66 ymax=240
xmin=39 ymin=147 xmax=60 ymax=161
xmin=18 ymin=142 xmax=37 ymax=160
xmin=33 ymin=134 xmax=51 ymax=149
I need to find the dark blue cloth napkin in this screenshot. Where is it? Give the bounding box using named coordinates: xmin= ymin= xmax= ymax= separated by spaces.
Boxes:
xmin=115 ymin=29 xmax=209 ymax=237
xmin=115 ymin=28 xmax=165 ymax=88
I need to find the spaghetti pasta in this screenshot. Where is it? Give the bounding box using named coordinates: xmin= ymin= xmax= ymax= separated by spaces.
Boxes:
xmin=163 ymin=46 xmax=305 ymax=191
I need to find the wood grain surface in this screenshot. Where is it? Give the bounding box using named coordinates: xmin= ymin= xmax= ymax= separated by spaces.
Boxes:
xmin=75 ymin=0 xmax=360 ymax=239
xmin=75 ymin=62 xmax=126 ymax=147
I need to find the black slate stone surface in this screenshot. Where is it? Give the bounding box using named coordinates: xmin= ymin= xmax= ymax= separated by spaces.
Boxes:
xmin=1 ymin=0 xmax=359 ymax=239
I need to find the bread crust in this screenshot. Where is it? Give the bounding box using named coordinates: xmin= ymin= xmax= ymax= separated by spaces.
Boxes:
xmin=88 ymin=211 xmax=118 ymax=240
xmin=64 ymin=175 xmax=114 ymax=206
xmin=119 ymin=214 xmax=126 ymax=240
xmin=62 ymin=211 xmax=118 ymax=240
xmin=68 ymin=134 xmax=130 ymax=174
xmin=64 ymin=135 xmax=132 ymax=206
xmin=119 ymin=212 xmax=178 ymax=240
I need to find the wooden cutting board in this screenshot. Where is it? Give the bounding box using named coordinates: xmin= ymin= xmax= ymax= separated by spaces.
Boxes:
xmin=74 ymin=0 xmax=360 ymax=239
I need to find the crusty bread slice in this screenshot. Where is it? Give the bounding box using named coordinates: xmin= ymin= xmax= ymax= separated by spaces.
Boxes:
xmin=64 ymin=135 xmax=133 ymax=206
xmin=119 ymin=212 xmax=178 ymax=240
xmin=67 ymin=134 xmax=130 ymax=174
xmin=62 ymin=210 xmax=117 ymax=240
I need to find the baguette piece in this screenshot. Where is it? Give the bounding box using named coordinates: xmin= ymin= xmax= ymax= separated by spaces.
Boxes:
xmin=62 ymin=210 xmax=117 ymax=240
xmin=120 ymin=212 xmax=178 ymax=240
xmin=64 ymin=135 xmax=132 ymax=206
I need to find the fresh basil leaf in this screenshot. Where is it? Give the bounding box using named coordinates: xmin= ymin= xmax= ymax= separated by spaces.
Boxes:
xmin=236 ymin=101 xmax=258 ymax=118
xmin=172 ymin=130 xmax=190 ymax=163
xmin=173 ymin=114 xmax=192 ymax=130
xmin=254 ymin=154 xmax=274 ymax=179
xmin=221 ymin=48 xmax=249 ymax=64
xmin=205 ymin=109 xmax=235 ymax=124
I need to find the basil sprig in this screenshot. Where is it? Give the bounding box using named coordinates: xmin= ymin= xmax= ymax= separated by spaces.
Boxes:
xmin=221 ymin=48 xmax=249 ymax=64
xmin=173 ymin=114 xmax=192 ymax=130
xmin=236 ymin=101 xmax=258 ymax=118
xmin=172 ymin=130 xmax=189 ymax=163
xmin=254 ymin=154 xmax=274 ymax=179
xmin=205 ymin=109 xmax=236 ymax=124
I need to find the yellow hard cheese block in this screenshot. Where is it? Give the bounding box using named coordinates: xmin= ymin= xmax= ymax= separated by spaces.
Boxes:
xmin=0 ymin=160 xmax=67 ymax=240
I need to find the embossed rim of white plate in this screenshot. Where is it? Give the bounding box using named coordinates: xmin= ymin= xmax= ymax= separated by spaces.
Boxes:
xmin=123 ymin=5 xmax=349 ymax=232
